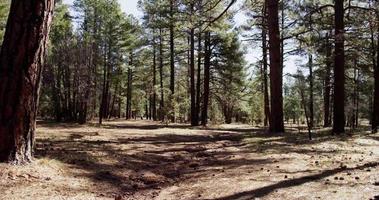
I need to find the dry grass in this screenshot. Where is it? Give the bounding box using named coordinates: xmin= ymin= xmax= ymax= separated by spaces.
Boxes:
xmin=0 ymin=120 xmax=378 ymax=200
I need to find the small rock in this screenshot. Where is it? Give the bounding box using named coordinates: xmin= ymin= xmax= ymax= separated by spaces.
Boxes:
xmin=347 ymin=172 xmax=352 ymax=176
xmin=355 ymin=177 xmax=360 ymax=180
xmin=339 ymin=177 xmax=344 ymax=180
xmin=284 ymin=175 xmax=288 ymax=179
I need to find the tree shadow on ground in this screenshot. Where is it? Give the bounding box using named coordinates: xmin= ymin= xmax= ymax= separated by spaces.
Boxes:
xmin=34 ymin=128 xmax=277 ymax=196
xmin=35 ymin=121 xmax=378 ymax=198
xmin=208 ymin=162 xmax=379 ymax=200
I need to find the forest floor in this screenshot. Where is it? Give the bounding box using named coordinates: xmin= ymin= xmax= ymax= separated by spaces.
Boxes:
xmin=0 ymin=120 xmax=378 ymax=200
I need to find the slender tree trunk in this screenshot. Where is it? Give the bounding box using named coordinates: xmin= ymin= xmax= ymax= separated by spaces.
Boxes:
xmin=267 ymin=0 xmax=284 ymax=133
xmin=262 ymin=10 xmax=270 ymax=127
xmin=373 ymin=23 xmax=379 ymax=132
xmin=201 ymin=32 xmax=211 ymax=126
xmin=99 ymin=44 xmax=107 ymax=125
xmin=0 ymin=0 xmax=55 ymax=163
xmin=308 ymin=54 xmax=314 ymax=129
xmin=196 ymin=31 xmax=202 ymax=123
xmin=159 ymin=28 xmax=164 ymax=121
xmin=333 ymin=0 xmax=345 ymax=134
xmin=152 ymin=31 xmax=157 ymax=121
xmin=324 ymin=33 xmax=332 ymax=127
xmin=126 ymin=55 xmax=133 ymax=120
xmin=190 ymin=3 xmax=198 ymax=126
xmin=169 ymin=0 xmax=175 ymax=122
xmin=190 ymin=27 xmax=198 ymax=126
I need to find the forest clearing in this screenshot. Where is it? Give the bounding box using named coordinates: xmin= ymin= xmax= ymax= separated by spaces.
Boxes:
xmin=1 ymin=0 xmax=379 ymax=199
xmin=0 ymin=120 xmax=378 ymax=200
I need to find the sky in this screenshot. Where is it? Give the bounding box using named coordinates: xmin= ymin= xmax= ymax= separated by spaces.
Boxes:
xmin=62 ymin=0 xmax=301 ymax=75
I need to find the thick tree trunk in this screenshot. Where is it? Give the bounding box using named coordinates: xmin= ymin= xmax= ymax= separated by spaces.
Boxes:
xmin=267 ymin=0 xmax=284 ymax=133
xmin=324 ymin=33 xmax=332 ymax=127
xmin=333 ymin=0 xmax=345 ymax=134
xmin=0 ymin=0 xmax=55 ymax=164
xmin=201 ymin=32 xmax=211 ymax=126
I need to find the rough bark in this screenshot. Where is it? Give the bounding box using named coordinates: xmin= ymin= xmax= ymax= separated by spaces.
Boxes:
xmin=267 ymin=0 xmax=284 ymax=133
xmin=152 ymin=31 xmax=157 ymax=121
xmin=169 ymin=0 xmax=175 ymax=122
xmin=0 ymin=0 xmax=55 ymax=164
xmin=373 ymin=23 xmax=379 ymax=132
xmin=261 ymin=5 xmax=270 ymax=127
xmin=159 ymin=28 xmax=164 ymax=121
xmin=126 ymin=55 xmax=133 ymax=120
xmin=196 ymin=31 xmax=202 ymax=124
xmin=201 ymin=32 xmax=211 ymax=126
xmin=324 ymin=33 xmax=332 ymax=127
xmin=333 ymin=0 xmax=345 ymax=134
xmin=308 ymin=54 xmax=314 ymax=129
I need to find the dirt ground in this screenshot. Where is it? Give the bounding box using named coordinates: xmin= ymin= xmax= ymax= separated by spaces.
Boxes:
xmin=0 ymin=120 xmax=378 ymax=200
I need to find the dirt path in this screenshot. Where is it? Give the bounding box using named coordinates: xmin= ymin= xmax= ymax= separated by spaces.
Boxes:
xmin=0 ymin=120 xmax=378 ymax=200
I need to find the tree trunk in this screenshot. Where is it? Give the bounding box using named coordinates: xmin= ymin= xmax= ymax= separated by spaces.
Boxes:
xmin=99 ymin=44 xmax=107 ymax=125
xmin=201 ymin=32 xmax=211 ymax=126
xmin=152 ymin=31 xmax=157 ymax=121
xmin=262 ymin=7 xmax=270 ymax=127
xmin=308 ymin=54 xmax=314 ymax=129
xmin=373 ymin=23 xmax=379 ymax=132
xmin=324 ymin=33 xmax=332 ymax=127
xmin=0 ymin=0 xmax=55 ymax=164
xmin=159 ymin=28 xmax=164 ymax=121
xmin=190 ymin=4 xmax=198 ymax=126
xmin=333 ymin=0 xmax=345 ymax=134
xmin=196 ymin=31 xmax=202 ymax=124
xmin=169 ymin=0 xmax=175 ymax=122
xmin=126 ymin=54 xmax=133 ymax=120
xmin=267 ymin=0 xmax=284 ymax=133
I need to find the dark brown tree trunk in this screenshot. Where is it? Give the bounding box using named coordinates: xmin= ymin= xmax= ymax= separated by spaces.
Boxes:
xmin=196 ymin=31 xmax=202 ymax=123
xmin=159 ymin=28 xmax=164 ymax=121
xmin=324 ymin=33 xmax=332 ymax=127
xmin=190 ymin=4 xmax=198 ymax=126
xmin=267 ymin=0 xmax=284 ymax=133
xmin=169 ymin=0 xmax=175 ymax=123
xmin=0 ymin=0 xmax=54 ymax=164
xmin=262 ymin=10 xmax=270 ymax=127
xmin=126 ymin=55 xmax=133 ymax=120
xmin=308 ymin=54 xmax=314 ymax=129
xmin=99 ymin=44 xmax=108 ymax=125
xmin=152 ymin=31 xmax=157 ymax=121
xmin=333 ymin=0 xmax=345 ymax=134
xmin=373 ymin=23 xmax=379 ymax=132
xmin=201 ymin=32 xmax=211 ymax=126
